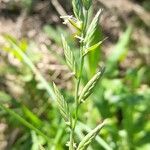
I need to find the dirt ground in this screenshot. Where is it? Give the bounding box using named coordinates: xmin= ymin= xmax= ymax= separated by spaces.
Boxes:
xmin=0 ymin=0 xmax=150 ymax=149
xmin=0 ymin=0 xmax=149 ymax=45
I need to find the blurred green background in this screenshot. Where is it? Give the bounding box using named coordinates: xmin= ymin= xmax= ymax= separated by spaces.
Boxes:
xmin=0 ymin=0 xmax=150 ymax=149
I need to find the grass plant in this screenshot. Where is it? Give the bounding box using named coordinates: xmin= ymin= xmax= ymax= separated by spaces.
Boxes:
xmin=53 ymin=0 xmax=107 ymax=149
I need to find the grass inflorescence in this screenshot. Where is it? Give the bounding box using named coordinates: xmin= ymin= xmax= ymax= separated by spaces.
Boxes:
xmin=53 ymin=0 xmax=107 ymax=149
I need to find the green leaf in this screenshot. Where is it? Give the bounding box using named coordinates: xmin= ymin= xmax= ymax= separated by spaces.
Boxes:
xmin=22 ymin=105 xmax=43 ymax=127
xmin=61 ymin=35 xmax=77 ymax=76
xmin=2 ymin=34 xmax=55 ymax=100
xmin=3 ymin=34 xmax=27 ymax=61
xmin=77 ymin=121 xmax=106 ymax=150
xmin=43 ymin=25 xmax=62 ymax=45
xmin=79 ymin=67 xmax=105 ymax=103
xmin=107 ymin=26 xmax=132 ymax=73
xmin=68 ymin=18 xmax=83 ymax=31
xmin=109 ymin=26 xmax=132 ymax=62
xmin=83 ymin=38 xmax=107 ymax=56
xmin=0 ymin=104 xmax=51 ymax=142
xmin=53 ymin=83 xmax=70 ymax=124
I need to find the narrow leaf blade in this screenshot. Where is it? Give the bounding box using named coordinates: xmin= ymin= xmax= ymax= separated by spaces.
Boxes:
xmin=3 ymin=34 xmax=55 ymax=99
xmin=83 ymin=37 xmax=107 ymax=56
xmin=0 ymin=104 xmax=50 ymax=142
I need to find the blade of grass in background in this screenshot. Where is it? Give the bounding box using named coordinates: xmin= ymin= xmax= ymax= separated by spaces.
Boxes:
xmin=86 ymin=27 xmax=103 ymax=77
xmin=0 ymin=91 xmax=43 ymax=128
xmin=106 ymin=26 xmax=132 ymax=75
xmin=2 ymin=34 xmax=55 ymax=100
xmin=50 ymin=121 xmax=65 ymax=150
xmin=0 ymin=104 xmax=51 ymax=142
xmin=22 ymin=105 xmax=43 ymax=127
xmin=108 ymin=26 xmax=132 ymax=62
xmin=43 ymin=25 xmax=62 ymax=45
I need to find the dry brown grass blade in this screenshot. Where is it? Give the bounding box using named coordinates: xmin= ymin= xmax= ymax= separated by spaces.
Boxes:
xmin=51 ymin=0 xmax=74 ymax=32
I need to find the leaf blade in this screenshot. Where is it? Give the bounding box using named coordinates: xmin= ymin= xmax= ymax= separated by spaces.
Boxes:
xmin=0 ymin=104 xmax=50 ymax=142
xmin=83 ymin=37 xmax=107 ymax=56
xmin=2 ymin=34 xmax=55 ymax=100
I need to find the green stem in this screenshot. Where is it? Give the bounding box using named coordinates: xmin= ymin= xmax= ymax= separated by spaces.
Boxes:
xmin=69 ymin=130 xmax=74 ymax=150
xmin=74 ymin=9 xmax=89 ymax=128
xmin=74 ymin=48 xmax=84 ymax=129
xmin=69 ymin=9 xmax=89 ymax=150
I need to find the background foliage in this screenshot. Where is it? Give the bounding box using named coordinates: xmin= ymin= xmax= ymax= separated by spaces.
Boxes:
xmin=0 ymin=0 xmax=150 ymax=149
